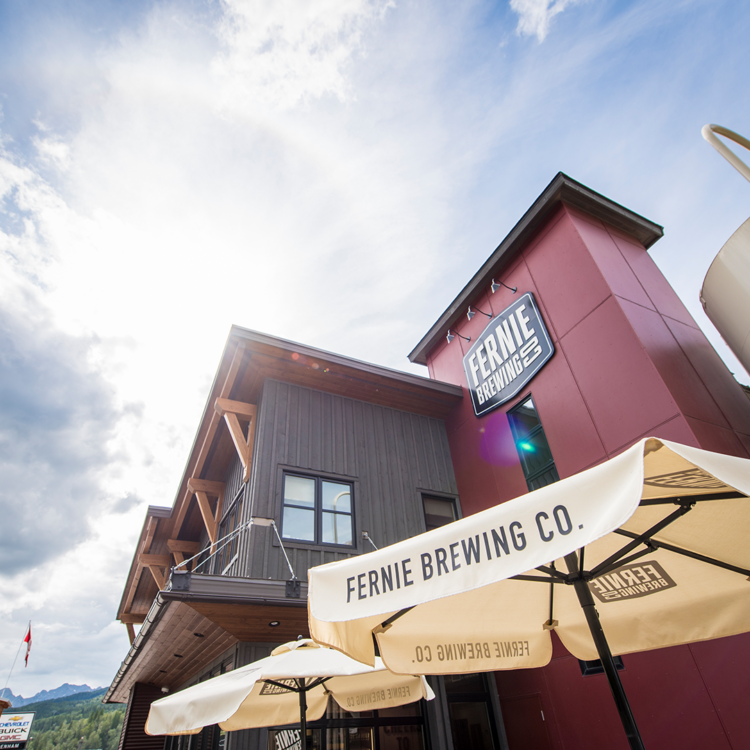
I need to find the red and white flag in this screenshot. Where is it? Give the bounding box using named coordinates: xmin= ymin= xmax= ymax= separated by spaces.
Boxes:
xmin=23 ymin=625 xmax=31 ymax=667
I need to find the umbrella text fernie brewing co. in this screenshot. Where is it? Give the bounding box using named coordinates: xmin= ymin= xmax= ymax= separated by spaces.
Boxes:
xmin=308 ymin=438 xmax=750 ymax=750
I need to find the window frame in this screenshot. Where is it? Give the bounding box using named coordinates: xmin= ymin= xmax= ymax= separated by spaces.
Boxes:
xmin=213 ymin=486 xmax=244 ymax=575
xmin=280 ymin=470 xmax=356 ymax=549
xmin=507 ymin=393 xmax=560 ymax=491
xmin=421 ymin=492 xmax=460 ymax=533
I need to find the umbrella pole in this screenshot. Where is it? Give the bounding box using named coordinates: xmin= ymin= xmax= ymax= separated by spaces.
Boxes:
xmin=564 ymin=553 xmax=645 ymax=750
xmin=298 ymin=679 xmax=307 ymax=750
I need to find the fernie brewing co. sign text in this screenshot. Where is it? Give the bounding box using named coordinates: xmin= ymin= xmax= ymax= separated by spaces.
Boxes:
xmin=463 ymin=293 xmax=553 ymax=416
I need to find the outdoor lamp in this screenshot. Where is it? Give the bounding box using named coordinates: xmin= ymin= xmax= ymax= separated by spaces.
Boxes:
xmin=491 ymin=278 xmax=517 ymax=293
xmin=467 ymin=306 xmax=492 ymax=321
xmin=446 ymin=330 xmax=471 ymax=344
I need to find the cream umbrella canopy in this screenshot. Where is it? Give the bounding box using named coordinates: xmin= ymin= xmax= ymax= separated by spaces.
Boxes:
xmin=146 ymin=638 xmax=434 ymax=750
xmin=307 ymin=438 xmax=750 ymax=750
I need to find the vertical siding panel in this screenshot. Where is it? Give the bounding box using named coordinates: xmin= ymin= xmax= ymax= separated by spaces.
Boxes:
xmin=298 ymin=387 xmax=311 ymax=469
xmin=344 ymin=398 xmax=357 ymax=477
xmin=238 ymin=378 xmax=458 ymax=584
xmin=287 ymin=383 xmax=299 ymax=470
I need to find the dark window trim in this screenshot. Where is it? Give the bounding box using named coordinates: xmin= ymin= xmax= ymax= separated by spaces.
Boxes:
xmin=579 ymin=656 xmax=625 ymax=676
xmin=417 ymin=487 xmax=462 ymax=513
xmin=421 ymin=492 xmax=461 ymax=533
xmin=218 ymin=484 xmax=245 ymax=526
xmin=278 ymin=468 xmax=357 ymax=550
xmin=507 ymin=393 xmax=560 ymax=491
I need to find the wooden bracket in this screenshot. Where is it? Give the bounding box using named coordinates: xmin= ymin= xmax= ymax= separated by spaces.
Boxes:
xmin=138 ymin=553 xmax=171 ymax=590
xmin=215 ymin=398 xmax=257 ymax=483
xmin=167 ymin=539 xmax=201 ymax=569
xmin=125 ymin=623 xmax=135 ymax=645
xmin=119 ymin=613 xmax=146 ymax=624
xmin=187 ymin=479 xmax=225 ymax=552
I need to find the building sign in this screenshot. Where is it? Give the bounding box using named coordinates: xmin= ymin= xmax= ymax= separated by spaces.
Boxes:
xmin=462 ymin=293 xmax=554 ymax=416
xmin=0 ymin=712 xmax=35 ymax=750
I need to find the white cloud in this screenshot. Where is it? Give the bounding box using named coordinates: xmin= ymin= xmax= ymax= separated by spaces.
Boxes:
xmin=510 ymin=0 xmax=581 ymax=41
xmin=214 ymin=0 xmax=393 ymax=113
xmin=2 ymin=0 xmax=750 ymax=697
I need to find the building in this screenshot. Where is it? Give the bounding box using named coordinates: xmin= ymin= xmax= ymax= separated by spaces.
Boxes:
xmin=107 ymin=173 xmax=750 ymax=750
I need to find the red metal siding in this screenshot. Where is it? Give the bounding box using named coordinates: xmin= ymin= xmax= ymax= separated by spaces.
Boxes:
xmin=424 ymin=200 xmax=750 ymax=749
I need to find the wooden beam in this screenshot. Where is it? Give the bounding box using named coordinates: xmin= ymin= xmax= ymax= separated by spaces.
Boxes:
xmin=120 ymin=514 xmax=160 ymax=621
xmin=148 ymin=564 xmax=166 ymax=590
xmin=215 ymin=400 xmax=257 ymax=483
xmin=172 ymin=342 xmax=246 ymax=539
xmin=225 ymin=412 xmax=251 ymax=481
xmin=119 ymin=613 xmax=146 ymax=624
xmin=167 ymin=540 xmax=201 ymax=555
xmin=138 ymin=554 xmax=172 ymax=567
xmin=195 ymin=491 xmax=218 ymax=545
xmin=187 ymin=478 xmax=225 ymax=496
xmin=125 ymin=623 xmax=135 ymax=645
xmin=214 ymin=398 xmax=257 ymax=420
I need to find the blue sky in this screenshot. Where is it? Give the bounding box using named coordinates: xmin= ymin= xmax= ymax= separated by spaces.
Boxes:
xmin=1 ymin=0 xmax=748 ymax=697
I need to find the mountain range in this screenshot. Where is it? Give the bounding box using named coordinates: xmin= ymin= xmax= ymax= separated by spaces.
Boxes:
xmin=0 ymin=683 xmax=100 ymax=708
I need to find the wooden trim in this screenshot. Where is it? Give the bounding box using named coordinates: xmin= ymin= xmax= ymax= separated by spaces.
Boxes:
xmin=215 ymin=399 xmax=257 ymax=483
xmin=172 ymin=342 xmax=246 ymax=538
xmin=167 ymin=540 xmax=201 ymax=555
xmin=196 ymin=491 xmax=218 ymax=546
xmin=214 ymin=398 xmax=257 ymax=420
xmin=148 ymin=565 xmax=166 ymax=590
xmin=187 ymin=478 xmax=225 ymax=496
xmin=125 ymin=623 xmax=135 ymax=645
xmin=139 ymin=554 xmax=172 ymax=567
xmin=119 ymin=613 xmax=146 ymax=624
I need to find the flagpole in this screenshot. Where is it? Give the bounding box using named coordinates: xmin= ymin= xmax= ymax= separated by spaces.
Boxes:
xmin=2 ymin=622 xmax=30 ymax=700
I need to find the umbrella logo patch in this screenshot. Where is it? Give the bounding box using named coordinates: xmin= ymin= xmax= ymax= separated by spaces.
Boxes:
xmin=462 ymin=293 xmax=554 ymax=417
xmin=590 ymin=561 xmax=676 ymax=602
xmin=643 ymin=468 xmax=725 ymax=491
xmin=260 ymin=679 xmax=297 ymax=695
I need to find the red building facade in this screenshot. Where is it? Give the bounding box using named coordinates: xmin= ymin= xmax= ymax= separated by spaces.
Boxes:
xmin=410 ymin=173 xmax=750 ymax=749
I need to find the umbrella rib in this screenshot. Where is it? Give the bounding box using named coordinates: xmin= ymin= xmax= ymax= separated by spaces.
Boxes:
xmin=589 ymin=543 xmax=657 ymax=578
xmin=510 ymin=574 xmax=565 ymax=583
xmin=614 ymin=529 xmax=750 ymax=577
xmin=639 ymin=491 xmax=744 ymax=506
xmin=589 ymin=505 xmax=692 ymax=578
xmin=305 ymin=677 xmax=332 ymax=691
xmin=380 ymin=606 xmax=415 ymax=629
xmin=535 ymin=564 xmax=568 ymax=581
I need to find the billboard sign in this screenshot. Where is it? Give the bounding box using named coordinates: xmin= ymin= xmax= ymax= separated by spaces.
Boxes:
xmin=462 ymin=293 xmax=554 ymax=416
xmin=0 ymin=712 xmax=35 ymax=750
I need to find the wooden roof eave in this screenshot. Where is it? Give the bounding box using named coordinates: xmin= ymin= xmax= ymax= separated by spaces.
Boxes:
xmin=116 ymin=506 xmax=171 ymax=621
xmin=106 ymin=575 xmax=310 ymax=704
xmin=115 ymin=329 xmax=463 ymax=626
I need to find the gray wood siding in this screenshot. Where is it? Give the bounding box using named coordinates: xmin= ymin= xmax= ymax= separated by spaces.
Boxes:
xmin=237 ymin=379 xmax=458 ymax=581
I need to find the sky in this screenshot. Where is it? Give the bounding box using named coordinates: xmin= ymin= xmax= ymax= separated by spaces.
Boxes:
xmin=0 ymin=0 xmax=749 ymax=699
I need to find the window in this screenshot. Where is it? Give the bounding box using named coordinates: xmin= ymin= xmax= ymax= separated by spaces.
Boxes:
xmin=281 ymin=473 xmax=354 ymax=546
xmin=507 ymin=396 xmax=559 ymax=491
xmin=423 ymin=495 xmax=458 ymax=532
xmin=214 ymin=489 xmax=243 ymax=575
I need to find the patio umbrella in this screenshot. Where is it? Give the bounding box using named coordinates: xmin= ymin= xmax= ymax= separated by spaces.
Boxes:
xmin=307 ymin=437 xmax=750 ymax=750
xmin=145 ymin=638 xmax=434 ymax=750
